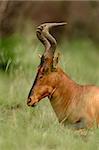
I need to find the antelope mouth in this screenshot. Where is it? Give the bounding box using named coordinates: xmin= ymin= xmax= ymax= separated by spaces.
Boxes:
xmin=27 ymin=101 xmax=38 ymax=107
xmin=31 ymin=102 xmax=38 ymax=107
xmin=27 ymin=98 xmax=39 ymax=107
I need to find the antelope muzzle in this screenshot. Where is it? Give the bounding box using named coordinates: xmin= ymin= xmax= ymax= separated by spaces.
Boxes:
xmin=27 ymin=95 xmax=39 ymax=107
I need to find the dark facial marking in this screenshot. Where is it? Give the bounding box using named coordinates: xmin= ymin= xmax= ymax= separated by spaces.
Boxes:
xmin=28 ymin=56 xmax=45 ymax=98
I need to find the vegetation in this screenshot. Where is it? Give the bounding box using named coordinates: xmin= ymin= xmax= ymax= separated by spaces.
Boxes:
xmin=0 ymin=35 xmax=99 ymax=150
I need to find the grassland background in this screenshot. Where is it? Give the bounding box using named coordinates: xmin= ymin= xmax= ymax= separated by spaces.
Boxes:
xmin=0 ymin=33 xmax=99 ymax=150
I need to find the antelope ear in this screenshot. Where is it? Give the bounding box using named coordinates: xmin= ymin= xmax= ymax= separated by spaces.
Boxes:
xmin=53 ymin=52 xmax=60 ymax=69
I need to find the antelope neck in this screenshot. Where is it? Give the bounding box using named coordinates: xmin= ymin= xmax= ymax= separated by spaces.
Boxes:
xmin=48 ymin=73 xmax=79 ymax=123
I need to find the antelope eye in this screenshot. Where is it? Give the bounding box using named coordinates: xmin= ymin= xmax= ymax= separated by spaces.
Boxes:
xmin=39 ymin=75 xmax=43 ymax=79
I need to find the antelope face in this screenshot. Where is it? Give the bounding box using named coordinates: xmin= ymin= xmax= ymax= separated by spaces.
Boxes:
xmin=27 ymin=65 xmax=55 ymax=107
xmin=27 ymin=22 xmax=66 ymax=107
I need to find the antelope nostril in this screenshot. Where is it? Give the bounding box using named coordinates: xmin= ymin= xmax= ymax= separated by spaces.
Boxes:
xmin=27 ymin=97 xmax=32 ymax=104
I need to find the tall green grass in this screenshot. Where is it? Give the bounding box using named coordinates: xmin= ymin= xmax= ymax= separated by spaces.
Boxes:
xmin=0 ymin=35 xmax=99 ymax=150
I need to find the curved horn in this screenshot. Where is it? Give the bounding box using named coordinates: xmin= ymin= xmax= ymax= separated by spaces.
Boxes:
xmin=37 ymin=22 xmax=67 ymax=55
xmin=36 ymin=28 xmax=50 ymax=52
xmin=36 ymin=22 xmax=67 ymax=69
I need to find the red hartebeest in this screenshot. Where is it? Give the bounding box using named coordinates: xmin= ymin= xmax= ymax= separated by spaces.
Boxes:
xmin=27 ymin=22 xmax=99 ymax=129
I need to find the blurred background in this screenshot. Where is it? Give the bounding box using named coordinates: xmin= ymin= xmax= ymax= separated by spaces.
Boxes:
xmin=0 ymin=1 xmax=99 ymax=98
xmin=0 ymin=0 xmax=99 ymax=101
xmin=0 ymin=2 xmax=99 ymax=149
xmin=0 ymin=1 xmax=99 ymax=39
xmin=0 ymin=1 xmax=99 ymax=72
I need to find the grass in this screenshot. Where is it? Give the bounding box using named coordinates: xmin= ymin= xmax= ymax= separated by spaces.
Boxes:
xmin=0 ymin=34 xmax=99 ymax=150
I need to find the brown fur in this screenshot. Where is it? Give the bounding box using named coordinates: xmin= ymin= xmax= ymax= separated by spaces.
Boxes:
xmin=27 ymin=23 xmax=99 ymax=129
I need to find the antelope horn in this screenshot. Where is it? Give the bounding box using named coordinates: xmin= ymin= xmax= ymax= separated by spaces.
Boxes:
xmin=36 ymin=28 xmax=50 ymax=52
xmin=37 ymin=22 xmax=67 ymax=55
xmin=36 ymin=22 xmax=67 ymax=69
xmin=36 ymin=25 xmax=53 ymax=70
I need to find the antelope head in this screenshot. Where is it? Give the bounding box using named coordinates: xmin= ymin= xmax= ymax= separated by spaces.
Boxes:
xmin=27 ymin=22 xmax=67 ymax=107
